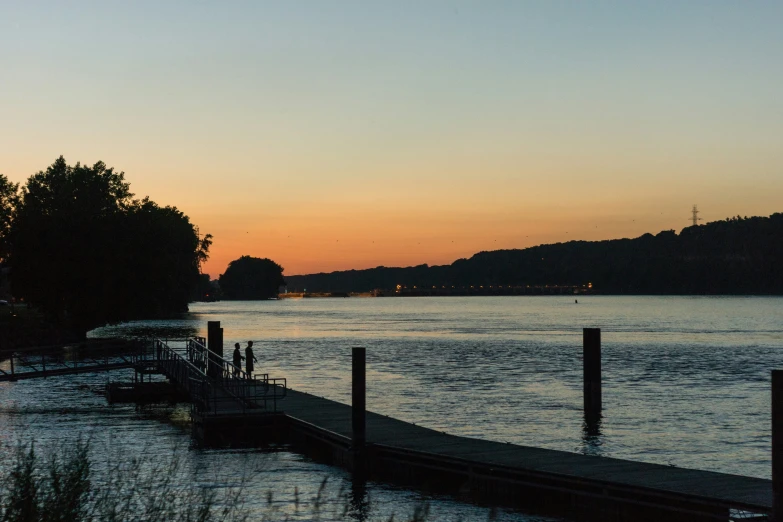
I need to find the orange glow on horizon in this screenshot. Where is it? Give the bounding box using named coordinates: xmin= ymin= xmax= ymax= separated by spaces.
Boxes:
xmin=196 ymin=195 xmax=783 ymax=278
xmin=4 ymin=156 xmax=781 ymax=280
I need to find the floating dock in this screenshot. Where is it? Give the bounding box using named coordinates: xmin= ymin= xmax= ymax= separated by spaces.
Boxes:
xmin=196 ymin=385 xmax=770 ymax=522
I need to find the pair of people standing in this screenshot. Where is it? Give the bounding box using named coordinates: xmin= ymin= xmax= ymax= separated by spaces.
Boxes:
xmin=232 ymin=341 xmax=258 ymax=377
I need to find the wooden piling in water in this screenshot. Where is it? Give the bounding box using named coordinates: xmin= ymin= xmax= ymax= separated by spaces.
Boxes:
xmin=207 ymin=321 xmax=222 ymax=379
xmin=583 ymin=328 xmax=601 ymax=416
xmin=773 ymin=370 xmax=783 ymax=521
xmin=352 ymin=347 xmax=366 ymax=449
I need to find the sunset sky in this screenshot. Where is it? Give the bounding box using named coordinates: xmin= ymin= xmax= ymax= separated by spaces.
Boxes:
xmin=1 ymin=1 xmax=781 ymax=278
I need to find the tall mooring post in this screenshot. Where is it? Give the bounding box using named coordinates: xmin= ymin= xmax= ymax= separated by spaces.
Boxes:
xmin=773 ymin=370 xmax=783 ymax=521
xmin=207 ymin=321 xmax=223 ymax=379
xmin=352 ymin=347 xmax=367 ymax=449
xmin=583 ymin=328 xmax=602 ymax=417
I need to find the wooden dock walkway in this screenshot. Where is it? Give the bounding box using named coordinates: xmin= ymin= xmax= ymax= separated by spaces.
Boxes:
xmin=186 ymin=362 xmax=772 ymax=521
xmin=276 ymin=387 xmax=771 ymax=521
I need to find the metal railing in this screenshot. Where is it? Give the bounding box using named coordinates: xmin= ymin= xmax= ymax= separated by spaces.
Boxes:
xmin=155 ymin=340 xmax=203 ymax=396
xmin=0 ymin=336 xmax=285 ymax=413
xmin=185 ymin=337 xmax=287 ymax=413
xmin=186 ymin=337 xmax=267 ymax=380
xmin=156 ymin=338 xmax=286 ymax=415
xmin=0 ymin=340 xmax=147 ymax=382
xmin=155 ymin=339 xmax=232 ymax=416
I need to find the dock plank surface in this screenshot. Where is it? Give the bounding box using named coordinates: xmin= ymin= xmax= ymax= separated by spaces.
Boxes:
xmin=273 ymin=386 xmax=772 ymax=512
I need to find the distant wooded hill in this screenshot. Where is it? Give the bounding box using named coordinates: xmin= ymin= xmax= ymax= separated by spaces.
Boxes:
xmin=285 ymin=213 xmax=783 ymax=295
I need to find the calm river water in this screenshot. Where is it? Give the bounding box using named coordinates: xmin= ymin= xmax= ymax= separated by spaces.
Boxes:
xmin=2 ymin=296 xmax=782 ymax=520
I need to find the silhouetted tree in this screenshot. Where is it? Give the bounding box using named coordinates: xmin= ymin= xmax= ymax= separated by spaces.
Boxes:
xmin=219 ymin=256 xmax=285 ymax=300
xmin=9 ymin=157 xmax=211 ymax=335
xmin=0 ymin=174 xmax=19 ymax=263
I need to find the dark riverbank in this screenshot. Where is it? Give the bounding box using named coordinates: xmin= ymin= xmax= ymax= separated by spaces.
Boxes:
xmin=285 ymin=213 xmax=783 ymax=295
xmin=0 ymin=305 xmax=86 ymax=351
xmin=280 ymin=285 xmax=591 ymax=298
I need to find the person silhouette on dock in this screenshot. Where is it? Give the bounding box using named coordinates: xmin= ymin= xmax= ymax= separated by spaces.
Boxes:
xmin=232 ymin=343 xmax=244 ymax=378
xmin=245 ymin=341 xmax=258 ymax=377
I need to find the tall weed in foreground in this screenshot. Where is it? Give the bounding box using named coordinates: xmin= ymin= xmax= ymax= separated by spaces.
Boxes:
xmin=0 ymin=439 xmax=508 ymax=521
xmin=2 ymin=444 xmax=41 ymax=522
xmin=0 ymin=439 xmax=246 ymax=522
xmin=40 ymin=440 xmax=90 ymax=522
xmin=2 ymin=440 xmax=91 ymax=522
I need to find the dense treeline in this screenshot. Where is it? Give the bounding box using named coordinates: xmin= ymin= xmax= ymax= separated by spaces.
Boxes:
xmin=1 ymin=157 xmax=211 ymax=336
xmin=0 ymin=174 xmax=17 ymax=263
xmin=286 ymin=213 xmax=783 ymax=295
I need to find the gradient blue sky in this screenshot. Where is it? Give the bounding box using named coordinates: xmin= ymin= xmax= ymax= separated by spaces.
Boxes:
xmin=1 ymin=1 xmax=781 ymax=276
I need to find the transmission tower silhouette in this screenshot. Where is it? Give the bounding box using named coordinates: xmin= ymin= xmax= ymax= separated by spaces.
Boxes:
xmin=690 ymin=205 xmax=702 ymax=226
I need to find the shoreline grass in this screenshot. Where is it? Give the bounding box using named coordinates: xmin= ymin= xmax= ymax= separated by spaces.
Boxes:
xmin=0 ymin=439 xmax=511 ymax=522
